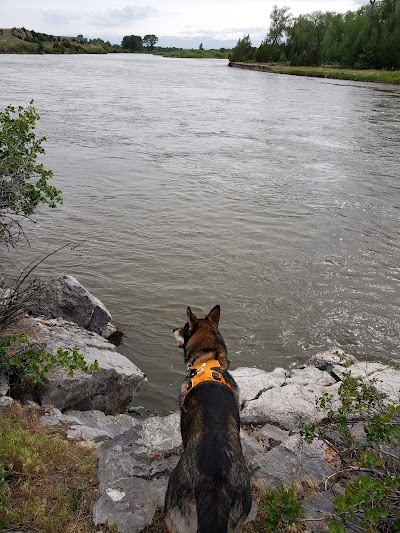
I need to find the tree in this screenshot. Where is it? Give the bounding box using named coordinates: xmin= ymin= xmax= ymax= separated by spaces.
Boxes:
xmin=267 ymin=5 xmax=292 ymax=45
xmin=143 ymin=34 xmax=158 ymax=51
xmin=229 ymin=35 xmax=254 ymax=62
xmin=121 ymin=35 xmax=143 ymax=52
xmin=0 ymin=101 xmax=62 ymax=246
xmin=199 ymin=43 xmax=204 ymax=50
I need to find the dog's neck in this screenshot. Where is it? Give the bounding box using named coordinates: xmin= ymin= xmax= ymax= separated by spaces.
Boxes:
xmin=186 ymin=351 xmax=218 ymax=370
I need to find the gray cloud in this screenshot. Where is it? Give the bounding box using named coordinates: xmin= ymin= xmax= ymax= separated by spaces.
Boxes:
xmin=88 ymin=3 xmax=158 ymax=27
xmin=41 ymin=8 xmax=78 ymax=26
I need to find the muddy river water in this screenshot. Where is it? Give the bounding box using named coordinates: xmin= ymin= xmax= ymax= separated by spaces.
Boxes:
xmin=1 ymin=54 xmax=399 ymax=413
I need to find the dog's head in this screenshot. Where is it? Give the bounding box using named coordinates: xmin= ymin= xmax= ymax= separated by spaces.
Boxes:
xmin=173 ymin=305 xmax=229 ymax=369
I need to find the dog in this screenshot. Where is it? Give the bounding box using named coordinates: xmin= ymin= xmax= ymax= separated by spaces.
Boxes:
xmin=164 ymin=305 xmax=252 ymax=533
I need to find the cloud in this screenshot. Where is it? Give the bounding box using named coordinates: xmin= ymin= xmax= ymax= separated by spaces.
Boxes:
xmin=176 ymin=26 xmax=265 ymax=44
xmin=88 ymin=3 xmax=158 ymax=27
xmin=41 ymin=8 xmax=78 ymax=26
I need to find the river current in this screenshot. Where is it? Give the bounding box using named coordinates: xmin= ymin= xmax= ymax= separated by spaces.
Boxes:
xmin=1 ymin=54 xmax=399 ymax=413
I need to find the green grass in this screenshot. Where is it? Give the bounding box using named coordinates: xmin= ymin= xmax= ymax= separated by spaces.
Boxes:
xmin=271 ymin=65 xmax=400 ymax=85
xmin=0 ymin=402 xmax=115 ymax=532
xmin=229 ymin=62 xmax=400 ymax=84
xmin=155 ymin=49 xmax=229 ymax=59
xmin=0 ymin=28 xmax=111 ymax=54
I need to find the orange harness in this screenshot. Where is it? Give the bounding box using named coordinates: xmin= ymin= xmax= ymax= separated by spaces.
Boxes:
xmin=182 ymin=358 xmax=233 ymax=403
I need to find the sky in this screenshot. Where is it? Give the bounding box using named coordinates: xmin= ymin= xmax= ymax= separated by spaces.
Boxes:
xmin=1 ymin=0 xmax=369 ymax=48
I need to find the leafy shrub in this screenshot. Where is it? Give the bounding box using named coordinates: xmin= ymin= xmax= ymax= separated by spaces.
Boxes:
xmin=259 ymin=486 xmax=304 ymax=532
xmin=0 ymin=334 xmax=99 ymax=386
xmin=0 ymin=101 xmax=62 ymax=245
xmin=300 ymin=360 xmax=400 ymax=532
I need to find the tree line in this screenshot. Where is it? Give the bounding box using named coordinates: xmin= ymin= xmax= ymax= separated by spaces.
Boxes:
xmin=230 ymin=0 xmax=400 ymax=70
xmin=121 ymin=34 xmax=158 ymax=52
xmin=7 ymin=28 xmax=160 ymax=54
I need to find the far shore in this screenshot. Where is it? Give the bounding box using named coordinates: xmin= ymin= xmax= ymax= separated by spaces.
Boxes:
xmin=229 ymin=61 xmax=400 ymax=85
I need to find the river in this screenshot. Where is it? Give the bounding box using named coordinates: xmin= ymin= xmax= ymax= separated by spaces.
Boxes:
xmin=1 ymin=54 xmax=399 ymax=413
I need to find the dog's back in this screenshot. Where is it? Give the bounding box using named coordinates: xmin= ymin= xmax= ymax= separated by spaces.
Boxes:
xmin=164 ymin=306 xmax=252 ymax=533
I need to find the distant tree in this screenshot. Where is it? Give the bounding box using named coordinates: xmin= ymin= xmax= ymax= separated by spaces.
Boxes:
xmin=229 ymin=35 xmax=254 ymax=62
xmin=267 ymin=5 xmax=292 ymax=45
xmin=122 ymin=35 xmax=143 ymax=52
xmin=143 ymin=34 xmax=158 ymax=51
xmin=199 ymin=43 xmax=204 ymax=50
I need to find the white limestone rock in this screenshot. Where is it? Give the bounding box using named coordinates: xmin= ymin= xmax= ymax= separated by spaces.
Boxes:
xmin=15 ymin=316 xmax=146 ymax=414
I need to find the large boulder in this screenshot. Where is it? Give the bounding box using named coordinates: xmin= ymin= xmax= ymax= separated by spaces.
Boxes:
xmin=236 ymin=366 xmax=339 ymax=430
xmin=13 ymin=316 xmax=146 ymax=414
xmin=93 ymin=412 xmax=181 ymax=533
xmin=26 ymin=275 xmax=118 ymax=339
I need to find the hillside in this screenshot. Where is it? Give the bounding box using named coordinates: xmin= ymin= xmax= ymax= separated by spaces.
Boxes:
xmin=0 ymin=27 xmax=122 ymax=54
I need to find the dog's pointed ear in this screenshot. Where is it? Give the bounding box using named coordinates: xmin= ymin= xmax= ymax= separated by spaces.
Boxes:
xmin=206 ymin=305 xmax=220 ymax=328
xmin=187 ymin=307 xmax=199 ymax=331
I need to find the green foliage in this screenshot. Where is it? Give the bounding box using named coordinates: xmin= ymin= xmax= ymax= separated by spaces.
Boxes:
xmin=258 ymin=486 xmax=303 ymax=531
xmin=300 ymin=366 xmax=400 ymax=531
xmin=143 ymin=34 xmax=158 ymax=51
xmin=0 ymin=101 xmax=62 ymax=244
xmin=229 ymin=35 xmax=255 ymax=62
xmin=157 ymin=48 xmax=229 ymax=59
xmin=250 ymin=1 xmax=400 ymax=70
xmin=0 ymin=28 xmax=122 ymax=54
xmin=0 ymin=334 xmax=99 ymax=385
xmin=122 ymin=34 xmax=143 ymax=51
xmin=267 ymin=5 xmax=292 ymax=46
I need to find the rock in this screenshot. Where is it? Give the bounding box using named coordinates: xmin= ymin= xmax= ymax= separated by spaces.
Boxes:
xmin=13 ymin=316 xmax=146 ymax=414
xmin=330 ymin=362 xmax=400 ymax=403
xmin=287 ymin=366 xmax=338 ymax=387
xmin=252 ymin=434 xmax=340 ymax=489
xmin=231 ymin=367 xmax=287 ymax=406
xmin=26 ymin=275 xmax=119 ymax=339
xmin=302 ymin=491 xmax=335 ymax=532
xmin=240 ymin=428 xmax=266 ymax=461
xmin=67 ymin=424 xmax=112 ymax=442
xmin=0 ymin=396 xmax=13 ymax=406
xmin=0 ymin=372 xmax=9 ymax=396
xmin=260 ymin=423 xmax=290 ymax=445
xmin=65 ymin=409 xmax=137 ymax=438
xmin=304 ymin=348 xmax=356 ymax=370
xmin=93 ymin=412 xmax=181 ymax=532
xmin=239 ymin=367 xmax=339 ymax=430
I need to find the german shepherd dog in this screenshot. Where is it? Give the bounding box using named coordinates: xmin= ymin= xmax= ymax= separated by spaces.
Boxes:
xmin=164 ymin=305 xmax=252 ymax=533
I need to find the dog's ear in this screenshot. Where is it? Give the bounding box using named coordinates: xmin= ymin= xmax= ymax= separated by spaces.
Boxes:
xmin=187 ymin=307 xmax=199 ymax=331
xmin=206 ymin=305 xmax=220 ymax=328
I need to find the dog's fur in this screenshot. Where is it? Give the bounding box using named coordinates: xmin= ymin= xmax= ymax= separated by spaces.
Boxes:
xmin=164 ymin=306 xmax=252 ymax=533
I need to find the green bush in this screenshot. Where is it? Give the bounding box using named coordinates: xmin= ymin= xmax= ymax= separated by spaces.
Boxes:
xmin=300 ymin=360 xmax=400 ymax=532
xmin=0 ymin=334 xmax=98 ymax=385
xmin=259 ymin=486 xmax=303 ymax=531
xmin=0 ymin=101 xmax=62 ymax=244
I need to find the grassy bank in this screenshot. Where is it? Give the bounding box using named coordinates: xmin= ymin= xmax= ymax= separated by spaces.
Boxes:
xmin=0 ymin=28 xmax=120 ymax=54
xmin=229 ymin=62 xmax=400 ymax=85
xmin=271 ymin=65 xmax=400 ymax=85
xmin=0 ymin=402 xmax=115 ymax=532
xmin=155 ymin=48 xmax=229 ymax=59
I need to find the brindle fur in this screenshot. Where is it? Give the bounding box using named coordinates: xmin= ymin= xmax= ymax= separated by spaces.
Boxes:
xmin=164 ymin=306 xmax=252 ymax=533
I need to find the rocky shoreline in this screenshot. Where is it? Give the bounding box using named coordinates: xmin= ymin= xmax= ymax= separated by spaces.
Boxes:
xmin=1 ymin=276 xmax=399 ymax=532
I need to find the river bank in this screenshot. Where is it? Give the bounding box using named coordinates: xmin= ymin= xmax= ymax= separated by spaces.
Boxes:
xmin=1 ymin=275 xmax=399 ymax=531
xmin=228 ymin=61 xmax=400 ymax=85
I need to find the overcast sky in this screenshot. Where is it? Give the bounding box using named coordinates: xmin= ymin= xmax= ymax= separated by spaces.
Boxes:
xmin=1 ymin=0 xmax=369 ymax=48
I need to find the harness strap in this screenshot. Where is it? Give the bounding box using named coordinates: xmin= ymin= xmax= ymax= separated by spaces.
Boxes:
xmin=182 ymin=358 xmax=233 ymax=403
